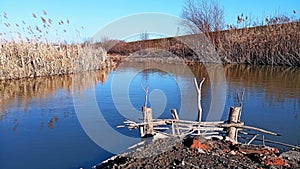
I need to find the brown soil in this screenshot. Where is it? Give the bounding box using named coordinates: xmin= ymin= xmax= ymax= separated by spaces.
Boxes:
xmin=95 ymin=136 xmax=300 ymax=169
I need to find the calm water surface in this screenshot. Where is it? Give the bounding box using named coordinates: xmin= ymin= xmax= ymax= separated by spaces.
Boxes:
xmin=0 ymin=62 xmax=299 ymax=169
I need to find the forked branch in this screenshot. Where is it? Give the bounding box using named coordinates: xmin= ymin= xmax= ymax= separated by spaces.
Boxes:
xmin=193 ymin=78 xmax=205 ymax=122
xmin=140 ymin=82 xmax=149 ymax=108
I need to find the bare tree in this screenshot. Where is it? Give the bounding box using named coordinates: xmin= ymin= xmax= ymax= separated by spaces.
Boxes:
xmin=182 ymin=0 xmax=224 ymax=34
xmin=140 ymin=32 xmax=149 ymax=41
xmin=98 ymin=36 xmax=123 ymax=51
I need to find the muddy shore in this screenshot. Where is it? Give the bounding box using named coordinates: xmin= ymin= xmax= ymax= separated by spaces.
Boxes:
xmin=95 ymin=136 xmax=300 ymax=169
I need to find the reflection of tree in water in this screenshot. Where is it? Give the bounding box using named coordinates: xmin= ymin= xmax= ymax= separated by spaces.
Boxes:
xmin=140 ymin=68 xmax=170 ymax=82
xmin=12 ymin=119 xmax=19 ymax=132
xmin=64 ymin=111 xmax=70 ymax=118
xmin=0 ymin=69 xmax=110 ymax=131
xmin=222 ymin=64 xmax=300 ymax=105
xmin=190 ymin=63 xmax=300 ymax=121
xmin=120 ymin=61 xmax=299 ymax=114
xmin=1 ymin=63 xmax=299 ymax=130
xmin=48 ymin=115 xmax=59 ymax=129
xmin=189 ymin=63 xmax=300 ymax=102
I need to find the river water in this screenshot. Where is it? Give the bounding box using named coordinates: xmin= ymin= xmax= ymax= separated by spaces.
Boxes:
xmin=0 ymin=61 xmax=299 ymax=169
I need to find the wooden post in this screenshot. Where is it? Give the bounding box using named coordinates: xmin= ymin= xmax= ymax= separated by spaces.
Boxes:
xmin=171 ymin=109 xmax=179 ymax=120
xmin=139 ymin=106 xmax=154 ymax=137
xmin=139 ymin=126 xmax=144 ymax=137
xmin=171 ymin=122 xmax=175 ymax=135
xmin=194 ymin=78 xmax=205 ymax=135
xmin=171 ymin=109 xmax=180 ymax=135
xmin=193 ymin=78 xmax=205 ymax=123
xmin=227 ymin=106 xmax=242 ymax=142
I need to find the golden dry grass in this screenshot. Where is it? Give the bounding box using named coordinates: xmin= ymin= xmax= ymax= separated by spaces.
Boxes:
xmin=0 ymin=11 xmax=111 ymax=80
xmin=0 ymin=41 xmax=108 ymax=80
xmin=216 ymin=22 xmax=300 ymax=66
xmin=108 ymin=22 xmax=300 ymax=66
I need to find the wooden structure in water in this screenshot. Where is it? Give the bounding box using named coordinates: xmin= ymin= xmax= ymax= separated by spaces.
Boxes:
xmin=119 ymin=78 xmax=300 ymax=149
xmin=122 ymin=106 xmax=279 ymax=143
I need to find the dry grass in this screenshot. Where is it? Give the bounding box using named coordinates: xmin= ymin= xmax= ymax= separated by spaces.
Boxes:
xmin=216 ymin=22 xmax=300 ymax=66
xmin=0 ymin=11 xmax=110 ymax=80
xmin=0 ymin=41 xmax=108 ymax=80
xmin=108 ymin=22 xmax=300 ymax=67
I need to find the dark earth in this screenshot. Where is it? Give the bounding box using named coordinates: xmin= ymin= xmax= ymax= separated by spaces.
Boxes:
xmin=95 ymin=136 xmax=300 ymax=169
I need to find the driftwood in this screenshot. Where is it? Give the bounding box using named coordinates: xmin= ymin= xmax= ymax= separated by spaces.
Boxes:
xmin=239 ymin=135 xmax=300 ymax=150
xmin=122 ymin=118 xmax=280 ymax=136
xmin=118 ymin=78 xmax=297 ymax=150
xmin=171 ymin=109 xmax=179 ymax=120
xmin=171 ymin=109 xmax=180 ymax=135
xmin=193 ymin=78 xmax=205 ymax=123
xmin=140 ymin=82 xmax=149 ymax=108
xmin=247 ymin=134 xmax=258 ymax=145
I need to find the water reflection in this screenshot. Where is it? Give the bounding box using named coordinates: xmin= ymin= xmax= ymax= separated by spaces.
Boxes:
xmin=48 ymin=115 xmax=59 ymax=129
xmin=12 ymin=119 xmax=18 ymax=132
xmin=0 ymin=69 xmax=109 ymax=131
xmin=191 ymin=63 xmax=300 ymax=147
xmin=0 ymin=62 xmax=299 ymax=169
xmin=190 ymin=63 xmax=300 ymax=107
xmin=223 ymin=64 xmax=300 ymax=100
xmin=1 ymin=64 xmax=299 ymax=126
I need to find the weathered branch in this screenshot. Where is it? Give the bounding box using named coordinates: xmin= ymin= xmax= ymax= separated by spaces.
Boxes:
xmin=193 ymin=78 xmax=205 ymax=123
xmin=122 ymin=118 xmax=280 ymax=136
xmin=239 ymin=135 xmax=300 ymax=150
xmin=140 ymin=82 xmax=149 ymax=108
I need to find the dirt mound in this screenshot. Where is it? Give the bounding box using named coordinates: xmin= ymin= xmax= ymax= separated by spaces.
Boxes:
xmin=95 ymin=136 xmax=300 ymax=169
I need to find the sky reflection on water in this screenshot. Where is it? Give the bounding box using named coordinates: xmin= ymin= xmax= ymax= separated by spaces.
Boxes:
xmin=0 ymin=62 xmax=299 ymax=169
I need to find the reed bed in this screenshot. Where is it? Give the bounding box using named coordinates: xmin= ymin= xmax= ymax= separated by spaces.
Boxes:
xmin=216 ymin=22 xmax=300 ymax=66
xmin=0 ymin=41 xmax=108 ymax=80
xmin=0 ymin=11 xmax=111 ymax=80
xmin=108 ymin=22 xmax=300 ymax=66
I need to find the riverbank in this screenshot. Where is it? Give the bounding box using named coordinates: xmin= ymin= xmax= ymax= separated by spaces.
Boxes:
xmin=95 ymin=136 xmax=300 ymax=169
xmin=107 ymin=22 xmax=300 ymax=66
xmin=0 ymin=41 xmax=115 ymax=80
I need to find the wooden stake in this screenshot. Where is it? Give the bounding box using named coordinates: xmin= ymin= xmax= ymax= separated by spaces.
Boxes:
xmin=171 ymin=109 xmax=179 ymax=120
xmin=247 ymin=134 xmax=258 ymax=145
xmin=140 ymin=107 xmax=154 ymax=137
xmin=171 ymin=109 xmax=180 ymax=134
xmin=140 ymin=82 xmax=149 ymax=108
xmin=139 ymin=126 xmax=145 ymax=137
xmin=193 ymin=78 xmax=205 ymax=123
xmin=171 ymin=121 xmax=175 ymax=135
xmin=227 ymin=106 xmax=242 ymax=142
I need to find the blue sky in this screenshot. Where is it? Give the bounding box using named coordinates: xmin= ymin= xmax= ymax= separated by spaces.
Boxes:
xmin=0 ymin=0 xmax=299 ymax=42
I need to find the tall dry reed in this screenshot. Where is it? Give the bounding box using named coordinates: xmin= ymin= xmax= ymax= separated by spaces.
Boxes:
xmin=216 ymin=22 xmax=300 ymax=66
xmin=0 ymin=11 xmax=110 ymax=80
xmin=0 ymin=41 xmax=108 ymax=80
xmin=107 ymin=22 xmax=300 ymax=67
